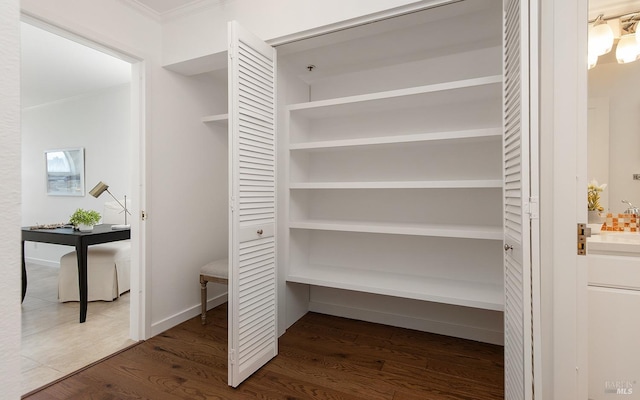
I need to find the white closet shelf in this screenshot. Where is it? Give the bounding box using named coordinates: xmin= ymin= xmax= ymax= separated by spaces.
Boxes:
xmin=163 ymin=50 xmax=227 ymax=76
xmin=289 ymin=180 xmax=503 ymax=189
xmin=289 ymin=220 xmax=503 ymax=240
xmin=289 ymin=128 xmax=502 ymax=151
xmin=202 ymin=113 xmax=229 ymax=124
xmin=287 ymin=264 xmax=504 ymax=311
xmin=287 ymin=75 xmax=502 ymax=118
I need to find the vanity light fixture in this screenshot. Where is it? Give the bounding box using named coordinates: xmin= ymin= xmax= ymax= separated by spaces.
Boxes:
xmin=616 ymin=31 xmax=640 ymax=63
xmin=588 ymin=12 xmax=640 ymax=68
xmin=588 ymin=51 xmax=599 ymax=69
xmin=589 ymin=15 xmax=614 ymax=57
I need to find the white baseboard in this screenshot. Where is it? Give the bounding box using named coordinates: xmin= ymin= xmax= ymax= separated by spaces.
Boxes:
xmin=151 ymin=292 xmax=227 ymax=337
xmin=309 ymin=300 xmax=504 ymax=345
xmin=25 ymin=257 xmax=60 ymax=268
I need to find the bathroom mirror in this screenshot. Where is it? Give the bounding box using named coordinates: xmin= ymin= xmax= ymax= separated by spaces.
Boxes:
xmin=587 ymin=19 xmax=640 ymax=215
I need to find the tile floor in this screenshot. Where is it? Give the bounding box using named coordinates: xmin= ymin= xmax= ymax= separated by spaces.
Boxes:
xmin=21 ymin=263 xmax=135 ymax=395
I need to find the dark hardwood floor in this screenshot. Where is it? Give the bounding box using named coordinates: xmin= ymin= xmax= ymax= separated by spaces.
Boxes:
xmin=23 ymin=303 xmax=504 ymax=399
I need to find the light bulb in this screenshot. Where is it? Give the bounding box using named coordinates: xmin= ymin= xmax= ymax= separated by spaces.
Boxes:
xmin=616 ymin=33 xmax=640 ymax=64
xmin=588 ymin=51 xmax=598 ymax=69
xmin=589 ymin=21 xmax=614 ymax=56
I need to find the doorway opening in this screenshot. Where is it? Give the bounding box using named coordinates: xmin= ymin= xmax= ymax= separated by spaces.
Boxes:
xmin=20 ymin=17 xmax=145 ymax=395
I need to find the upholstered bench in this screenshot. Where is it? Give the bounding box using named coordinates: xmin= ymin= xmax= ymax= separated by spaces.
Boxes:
xmin=200 ymin=258 xmax=228 ymax=324
xmin=58 ymin=242 xmax=131 ymax=302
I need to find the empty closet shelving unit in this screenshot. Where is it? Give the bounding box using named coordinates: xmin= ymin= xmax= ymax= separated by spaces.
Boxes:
xmin=279 ymin=0 xmax=505 ymax=341
xmin=164 ymin=0 xmax=505 ymax=347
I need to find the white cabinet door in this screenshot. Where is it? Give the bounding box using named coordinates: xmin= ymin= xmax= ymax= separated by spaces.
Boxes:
xmin=227 ymin=20 xmax=277 ymax=388
xmin=503 ymin=1 xmax=534 ymax=399
xmin=588 ymin=286 xmax=640 ymax=399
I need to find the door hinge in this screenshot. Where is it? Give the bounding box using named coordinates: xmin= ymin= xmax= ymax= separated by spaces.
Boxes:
xmin=577 ymin=223 xmax=591 ymax=255
xmin=525 ymin=197 xmax=539 ymax=220
xmin=229 ymin=349 xmax=236 ymax=365
xmin=141 ymin=210 xmax=147 ymax=221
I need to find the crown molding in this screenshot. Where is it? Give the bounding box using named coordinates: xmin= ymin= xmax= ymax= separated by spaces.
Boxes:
xmin=161 ymin=0 xmax=228 ymax=22
xmin=117 ymin=0 xmax=162 ymax=22
xmin=117 ymin=0 xmax=227 ymax=23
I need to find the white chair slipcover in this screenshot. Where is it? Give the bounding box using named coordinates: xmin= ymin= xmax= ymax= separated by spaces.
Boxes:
xmin=57 ymin=199 xmax=131 ymax=302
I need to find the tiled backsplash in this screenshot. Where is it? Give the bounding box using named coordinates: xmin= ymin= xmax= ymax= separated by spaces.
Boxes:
xmin=601 ymin=213 xmax=639 ymax=232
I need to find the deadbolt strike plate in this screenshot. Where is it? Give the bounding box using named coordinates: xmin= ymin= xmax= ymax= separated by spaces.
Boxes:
xmin=577 ymin=223 xmax=591 ymax=255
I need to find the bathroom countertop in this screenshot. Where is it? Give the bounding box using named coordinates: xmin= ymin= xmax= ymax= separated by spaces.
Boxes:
xmin=588 ymin=232 xmax=640 ymax=256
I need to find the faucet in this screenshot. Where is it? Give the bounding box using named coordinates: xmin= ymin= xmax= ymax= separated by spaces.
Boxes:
xmin=622 ymin=200 xmax=639 ymax=215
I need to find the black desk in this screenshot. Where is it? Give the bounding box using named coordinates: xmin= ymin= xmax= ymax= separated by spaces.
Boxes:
xmin=22 ymin=224 xmax=131 ymax=323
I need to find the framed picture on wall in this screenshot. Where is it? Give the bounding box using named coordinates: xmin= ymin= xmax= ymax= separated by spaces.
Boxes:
xmin=45 ymin=147 xmax=85 ymax=196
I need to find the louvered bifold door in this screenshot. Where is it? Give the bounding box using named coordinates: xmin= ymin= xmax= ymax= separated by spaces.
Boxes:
xmin=227 ymin=20 xmax=277 ymax=388
xmin=503 ymin=1 xmax=533 ymax=399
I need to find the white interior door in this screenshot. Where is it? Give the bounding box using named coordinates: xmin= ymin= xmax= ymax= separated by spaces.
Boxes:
xmin=503 ymin=1 xmax=534 ymax=399
xmin=227 ymin=20 xmax=278 ymax=388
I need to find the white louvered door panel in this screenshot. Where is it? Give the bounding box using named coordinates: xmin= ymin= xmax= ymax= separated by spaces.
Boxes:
xmin=228 ymin=20 xmax=277 ymax=388
xmin=503 ymin=1 xmax=533 ymax=399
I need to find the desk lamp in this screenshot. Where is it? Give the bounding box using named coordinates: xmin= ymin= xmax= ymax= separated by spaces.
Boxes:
xmin=89 ymin=181 xmax=131 ymax=229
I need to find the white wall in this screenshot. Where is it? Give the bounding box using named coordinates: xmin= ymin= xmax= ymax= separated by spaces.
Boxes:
xmin=22 ymin=84 xmax=131 ymax=266
xmin=148 ymin=69 xmax=228 ymax=333
xmin=588 ymin=61 xmax=640 ymax=214
xmin=162 ymin=0 xmax=429 ymax=66
xmin=0 ymin=0 xmax=22 ymax=398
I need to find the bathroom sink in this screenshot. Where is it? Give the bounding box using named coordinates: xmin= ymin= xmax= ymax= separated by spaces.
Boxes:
xmin=588 ymin=233 xmax=640 ymax=256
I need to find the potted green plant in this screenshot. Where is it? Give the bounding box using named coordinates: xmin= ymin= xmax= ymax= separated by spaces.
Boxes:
xmin=69 ymin=208 xmax=101 ymax=232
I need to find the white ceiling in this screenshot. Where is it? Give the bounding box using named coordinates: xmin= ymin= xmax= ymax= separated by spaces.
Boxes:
xmin=132 ymin=0 xmax=201 ymax=14
xmin=21 ymin=23 xmax=131 ymax=108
